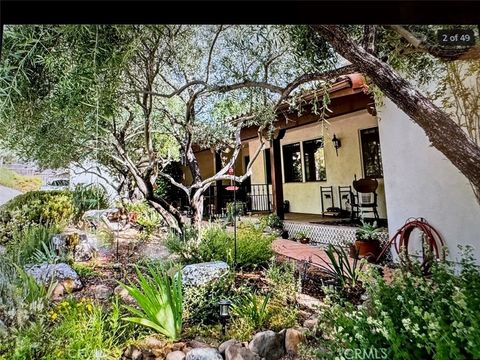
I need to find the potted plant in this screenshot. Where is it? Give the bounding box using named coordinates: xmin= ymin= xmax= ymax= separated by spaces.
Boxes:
xmin=295 ymin=231 xmax=310 ymax=244
xmin=353 ymin=220 xmax=383 ymax=260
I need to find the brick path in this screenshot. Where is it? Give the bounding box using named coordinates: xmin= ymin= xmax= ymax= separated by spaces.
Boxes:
xmin=272 ymin=239 xmax=356 ymax=268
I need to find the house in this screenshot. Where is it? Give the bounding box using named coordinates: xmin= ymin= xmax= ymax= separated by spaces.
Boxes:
xmin=185 ymin=71 xmax=480 ymax=264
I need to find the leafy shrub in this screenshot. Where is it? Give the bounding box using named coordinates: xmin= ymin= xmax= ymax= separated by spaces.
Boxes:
xmin=266 ymin=260 xmax=299 ymax=304
xmin=166 ymin=223 xmax=274 ymax=269
xmin=72 ymin=184 xmax=109 ymax=221
xmin=5 ymin=224 xmax=61 ymax=266
xmin=125 ymin=201 xmax=162 ymax=240
xmin=0 ymin=191 xmax=73 ymax=243
xmin=316 ymin=247 xmax=480 ymax=359
xmin=183 ymin=271 xmax=237 ymax=325
xmin=258 ymin=213 xmax=284 ymax=230
xmin=119 ymin=264 xmax=183 ymax=341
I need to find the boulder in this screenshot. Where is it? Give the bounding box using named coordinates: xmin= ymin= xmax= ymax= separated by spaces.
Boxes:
xmin=225 ymin=344 xmax=260 ymax=360
xmin=303 ymin=315 xmax=319 ymax=330
xmin=185 ymin=348 xmax=223 ymax=360
xmin=93 ymin=284 xmax=113 ymax=300
xmin=166 ymin=351 xmax=186 ymax=360
xmin=51 ymin=232 xmax=97 ymax=261
xmin=114 ymin=285 xmax=136 ymax=304
xmin=248 ymin=330 xmax=285 ymax=360
xmin=182 ymin=261 xmax=230 ymax=287
xmin=218 ymin=339 xmax=241 ymax=355
xmin=296 ymin=293 xmax=322 ymax=311
xmin=285 ymin=328 xmax=304 ymax=355
xmin=25 ymin=263 xmax=82 ymax=290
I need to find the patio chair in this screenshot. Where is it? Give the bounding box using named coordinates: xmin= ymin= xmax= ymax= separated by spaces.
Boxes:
xmin=350 ymin=177 xmax=379 ymax=220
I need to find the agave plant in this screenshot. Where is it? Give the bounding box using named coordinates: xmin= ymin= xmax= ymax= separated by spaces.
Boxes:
xmin=119 ymin=265 xmax=182 ymax=341
xmin=355 ymin=220 xmax=382 ymax=241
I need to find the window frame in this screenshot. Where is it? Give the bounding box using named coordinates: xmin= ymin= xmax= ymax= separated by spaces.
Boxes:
xmin=282 ymin=142 xmax=303 ymax=183
xmin=302 ymin=137 xmax=327 ymax=182
xmin=360 ymin=126 xmax=383 ymax=179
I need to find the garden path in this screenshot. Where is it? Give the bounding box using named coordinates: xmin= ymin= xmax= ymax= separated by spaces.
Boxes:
xmin=0 ymin=185 xmax=21 ymax=205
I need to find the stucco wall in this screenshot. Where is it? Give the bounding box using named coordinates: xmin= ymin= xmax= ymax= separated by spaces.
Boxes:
xmin=378 ymin=98 xmax=480 ymax=263
xmin=248 ymin=109 xmax=387 ymax=217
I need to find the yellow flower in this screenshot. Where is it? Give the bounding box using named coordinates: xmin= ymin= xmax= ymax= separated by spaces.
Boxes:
xmin=50 ymin=312 xmax=58 ymax=320
xmin=86 ymin=303 xmax=93 ymax=313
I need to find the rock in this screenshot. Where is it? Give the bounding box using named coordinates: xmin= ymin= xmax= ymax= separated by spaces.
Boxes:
xmin=296 ymin=293 xmax=322 ymax=311
xmin=131 ymin=348 xmax=143 ymax=360
xmin=166 ymin=351 xmax=186 ymax=360
xmin=225 ymin=344 xmax=260 ymax=360
xmin=74 ymin=234 xmax=98 ymax=261
xmin=248 ymin=330 xmax=285 ymax=360
xmin=285 ymin=328 xmax=304 ymax=355
xmin=25 ymin=263 xmax=82 ymax=290
xmin=182 ymin=261 xmax=229 ymax=287
xmin=142 ymin=336 xmax=165 ymax=349
xmin=187 ymin=340 xmax=210 ymax=349
xmin=93 ymin=284 xmax=113 ymax=300
xmin=185 ymin=348 xmax=222 ymax=360
xmin=218 ymin=339 xmax=241 ymax=355
xmin=172 ymin=342 xmax=187 ymax=351
xmin=303 ymin=316 xmax=319 ymax=330
xmin=0 ymin=245 xmax=6 ymax=255
xmin=114 ymin=285 xmax=136 ymax=304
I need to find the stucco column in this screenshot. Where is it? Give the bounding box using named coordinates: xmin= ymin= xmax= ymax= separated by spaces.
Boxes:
xmin=270 ymin=129 xmax=286 ymax=220
xmin=214 ymin=151 xmax=224 ymax=214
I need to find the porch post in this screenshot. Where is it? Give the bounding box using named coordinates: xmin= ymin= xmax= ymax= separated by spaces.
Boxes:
xmin=270 ymin=129 xmax=286 ymax=220
xmin=214 ymin=151 xmax=224 ymax=214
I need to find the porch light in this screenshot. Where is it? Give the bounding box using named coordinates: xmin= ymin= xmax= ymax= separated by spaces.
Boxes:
xmin=332 ymin=134 xmax=342 ymax=156
xmin=218 ymin=300 xmax=231 ymax=336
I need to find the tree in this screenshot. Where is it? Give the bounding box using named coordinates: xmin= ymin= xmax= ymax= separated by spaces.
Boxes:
xmin=290 ymin=25 xmax=480 ymax=203
xmin=0 ymin=25 xmax=345 ymax=232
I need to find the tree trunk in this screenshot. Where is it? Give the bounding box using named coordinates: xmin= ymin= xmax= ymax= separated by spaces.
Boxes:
xmin=313 ymin=25 xmax=480 ymax=201
xmin=190 ymin=193 xmax=205 ymax=231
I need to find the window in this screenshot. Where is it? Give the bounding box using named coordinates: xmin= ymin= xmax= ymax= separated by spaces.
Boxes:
xmin=282 ymin=142 xmax=302 ymax=182
xmin=303 ymin=138 xmax=326 ymax=181
xmin=264 ymin=149 xmax=272 ymax=184
xmin=360 ymin=127 xmax=383 ymax=178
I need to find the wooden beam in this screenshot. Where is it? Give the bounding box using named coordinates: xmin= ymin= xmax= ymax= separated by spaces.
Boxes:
xmin=270 ymin=129 xmax=286 ymax=219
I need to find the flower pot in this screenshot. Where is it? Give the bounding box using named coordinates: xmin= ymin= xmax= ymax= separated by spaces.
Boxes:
xmin=354 ymin=239 xmax=381 ymax=259
xmin=281 ymin=230 xmax=289 ymax=239
xmin=299 ymin=237 xmax=310 ymax=244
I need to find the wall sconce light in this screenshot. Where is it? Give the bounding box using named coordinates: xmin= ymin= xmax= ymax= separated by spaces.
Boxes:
xmin=332 ymin=134 xmax=342 ymax=156
xmin=218 ymin=300 xmax=232 ymax=337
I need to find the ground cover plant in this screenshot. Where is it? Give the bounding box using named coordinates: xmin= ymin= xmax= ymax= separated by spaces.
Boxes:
xmin=313 ymin=247 xmax=480 ymax=360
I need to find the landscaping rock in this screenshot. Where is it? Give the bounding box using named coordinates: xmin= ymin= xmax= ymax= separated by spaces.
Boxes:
xmin=303 ymin=315 xmax=319 ymax=330
xmin=0 ymin=245 xmax=6 ymax=255
xmin=131 ymin=348 xmax=143 ymax=360
xmin=25 ymin=263 xmax=82 ymax=290
xmin=218 ymin=339 xmax=241 ymax=355
xmin=248 ymin=330 xmax=285 ymax=360
xmin=93 ymin=284 xmax=113 ymax=300
xmin=74 ymin=234 xmax=98 ymax=261
xmin=225 ymin=344 xmax=260 ymax=360
xmin=285 ymin=328 xmax=304 ymax=355
xmin=114 ymin=285 xmax=136 ymax=304
xmin=182 ymin=261 xmax=229 ymax=287
xmin=185 ymin=348 xmax=223 ymax=360
xmin=167 ymin=351 xmax=186 ymax=360
xmin=187 ymin=340 xmax=210 ymax=349
xmin=296 ymin=293 xmax=322 ymax=311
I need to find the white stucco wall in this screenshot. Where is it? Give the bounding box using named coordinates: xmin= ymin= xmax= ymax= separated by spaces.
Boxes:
xmin=378 ymin=98 xmax=480 ymax=263
xmin=248 ymin=109 xmax=387 ymax=217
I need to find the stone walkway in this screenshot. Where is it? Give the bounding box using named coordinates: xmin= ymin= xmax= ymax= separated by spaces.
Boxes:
xmin=272 ymin=239 xmax=355 ymax=267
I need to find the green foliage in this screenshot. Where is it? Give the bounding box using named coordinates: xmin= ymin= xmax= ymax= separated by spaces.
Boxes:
xmin=258 ymin=213 xmax=284 ymax=230
xmin=30 ymin=239 xmax=66 ymax=265
xmin=5 ymin=224 xmax=60 ymax=266
xmin=355 ymin=220 xmax=383 ymax=241
xmin=125 ymin=201 xmax=162 ymax=240
xmin=316 ymin=247 xmax=480 ymax=359
xmin=72 ymin=184 xmax=109 ymax=221
xmin=0 ymin=167 xmax=42 ymax=193
xmin=266 ymin=260 xmax=299 ymax=304
xmin=315 ymin=244 xmax=363 ymax=288
xmin=119 ymin=264 xmax=183 ymax=341
xmin=166 ymin=223 xmax=274 ymax=269
xmin=0 ymin=190 xmax=73 ymax=244
xmin=232 ymin=292 xmax=271 ymax=330
xmin=183 ymin=271 xmax=237 ymax=325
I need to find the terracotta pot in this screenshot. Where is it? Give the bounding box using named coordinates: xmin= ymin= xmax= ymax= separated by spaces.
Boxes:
xmin=354 ymin=239 xmax=381 ymax=259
